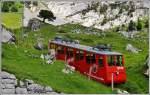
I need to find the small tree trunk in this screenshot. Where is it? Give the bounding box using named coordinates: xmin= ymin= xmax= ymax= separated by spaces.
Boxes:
xmin=43 ymin=18 xmax=45 ymax=22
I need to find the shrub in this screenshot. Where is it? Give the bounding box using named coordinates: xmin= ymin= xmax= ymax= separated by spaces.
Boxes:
xmin=2 ymin=3 xmax=9 ymax=12
xmin=136 ymin=18 xmax=144 ymax=31
xmin=99 ymin=4 xmax=108 ymax=14
xmin=101 ymin=17 xmax=108 ymax=26
xmin=128 ymin=20 xmax=136 ymax=31
xmin=11 ymin=6 xmax=18 ymax=12
xmin=38 ymin=10 xmax=56 ymax=22
xmin=33 ymin=1 xmax=38 ymax=6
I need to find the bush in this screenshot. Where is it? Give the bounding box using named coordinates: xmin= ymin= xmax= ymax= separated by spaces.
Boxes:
xmin=128 ymin=20 xmax=136 ymax=31
xmin=33 ymin=1 xmax=38 ymax=6
xmin=145 ymin=19 xmax=148 ymax=28
xmin=39 ymin=10 xmax=56 ymax=22
xmin=101 ymin=17 xmax=108 ymax=26
xmin=136 ymin=18 xmax=144 ymax=31
xmin=99 ymin=4 xmax=108 ymax=14
xmin=2 ymin=3 xmax=9 ymax=12
xmin=11 ymin=6 xmax=18 ymax=12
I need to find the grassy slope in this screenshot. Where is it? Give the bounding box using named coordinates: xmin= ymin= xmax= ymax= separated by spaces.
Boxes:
xmin=1 ymin=13 xmax=22 ymax=29
xmin=2 ymin=23 xmax=149 ymax=94
xmin=1 ymin=10 xmax=148 ymax=93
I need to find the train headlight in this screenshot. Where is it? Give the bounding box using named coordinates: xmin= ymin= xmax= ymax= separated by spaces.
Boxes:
xmin=116 ymin=71 xmax=119 ymax=76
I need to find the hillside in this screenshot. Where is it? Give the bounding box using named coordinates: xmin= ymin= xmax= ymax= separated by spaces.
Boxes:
xmin=2 ymin=22 xmax=149 ymax=93
xmin=24 ymin=0 xmax=148 ymax=30
xmin=1 ymin=0 xmax=149 ymax=94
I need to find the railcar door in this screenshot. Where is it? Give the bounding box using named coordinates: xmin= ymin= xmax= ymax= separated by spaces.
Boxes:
xmin=96 ymin=55 xmax=106 ymax=82
xmin=84 ymin=53 xmax=97 ymax=75
xmin=74 ymin=50 xmax=84 ymax=70
xmin=66 ymin=47 xmax=74 ymax=66
xmin=86 ymin=54 xmax=106 ymax=83
xmin=56 ymin=45 xmax=65 ymax=60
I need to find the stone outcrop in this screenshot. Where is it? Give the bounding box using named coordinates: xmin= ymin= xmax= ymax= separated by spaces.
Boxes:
xmin=0 ymin=71 xmax=61 ymax=94
xmin=126 ymin=44 xmax=141 ymax=53
xmin=1 ymin=26 xmax=16 ymax=43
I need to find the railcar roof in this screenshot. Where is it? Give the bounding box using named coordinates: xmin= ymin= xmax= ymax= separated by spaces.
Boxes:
xmin=50 ymin=40 xmax=122 ymax=55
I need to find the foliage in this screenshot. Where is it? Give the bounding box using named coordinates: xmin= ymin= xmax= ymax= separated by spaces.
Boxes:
xmin=101 ymin=16 xmax=108 ymax=26
xmin=38 ymin=10 xmax=56 ymax=22
xmin=33 ymin=1 xmax=38 ymax=6
xmin=1 ymin=1 xmax=23 ymax=12
xmin=136 ymin=18 xmax=144 ymax=31
xmin=1 ymin=13 xmax=22 ymax=29
xmin=1 ymin=2 xmax=9 ymax=12
xmin=99 ymin=4 xmax=108 ymax=14
xmin=128 ymin=20 xmax=136 ymax=31
xmin=11 ymin=5 xmax=18 ymax=12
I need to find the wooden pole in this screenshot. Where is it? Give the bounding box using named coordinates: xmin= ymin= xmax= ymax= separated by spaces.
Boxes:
xmin=88 ymin=66 xmax=92 ymax=80
xmin=111 ymin=73 xmax=114 ymax=91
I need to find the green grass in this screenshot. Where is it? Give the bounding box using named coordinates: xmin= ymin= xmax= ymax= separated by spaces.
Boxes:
xmin=2 ymin=23 xmax=149 ymax=93
xmin=1 ymin=13 xmax=22 ymax=29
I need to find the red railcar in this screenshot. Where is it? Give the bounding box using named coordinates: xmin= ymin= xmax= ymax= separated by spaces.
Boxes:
xmin=48 ymin=39 xmax=126 ymax=84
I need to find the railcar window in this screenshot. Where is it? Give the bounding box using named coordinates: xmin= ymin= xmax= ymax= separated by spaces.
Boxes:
xmin=107 ymin=55 xmax=123 ymax=66
xmin=99 ymin=57 xmax=103 ymax=67
xmin=50 ymin=44 xmax=55 ymax=49
xmin=108 ymin=56 xmax=115 ymax=66
xmin=57 ymin=46 xmax=64 ymax=54
xmin=86 ymin=53 xmax=96 ymax=64
xmin=116 ymin=56 xmax=123 ymax=66
xmin=76 ymin=50 xmax=84 ymax=61
xmin=67 ymin=48 xmax=74 ymax=57
xmin=91 ymin=54 xmax=96 ymax=63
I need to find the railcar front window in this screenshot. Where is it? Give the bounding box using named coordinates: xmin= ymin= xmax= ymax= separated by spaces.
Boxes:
xmin=107 ymin=55 xmax=123 ymax=66
xmin=116 ymin=55 xmax=123 ymax=66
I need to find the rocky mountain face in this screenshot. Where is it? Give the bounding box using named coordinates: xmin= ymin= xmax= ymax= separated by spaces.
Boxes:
xmin=24 ymin=1 xmax=148 ymax=31
xmin=46 ymin=1 xmax=148 ymax=30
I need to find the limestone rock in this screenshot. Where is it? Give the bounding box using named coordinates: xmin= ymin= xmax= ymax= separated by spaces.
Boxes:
xmin=1 ymin=26 xmax=16 ymax=43
xmin=25 ymin=79 xmax=34 ymax=84
xmin=2 ymin=84 xmax=15 ymax=89
xmin=1 ymin=79 xmax=17 ymax=84
xmin=1 ymin=71 xmax=16 ymax=79
xmin=19 ymin=81 xmax=26 ymax=87
xmin=15 ymin=87 xmax=28 ymax=94
xmin=44 ymin=86 xmax=53 ymax=92
xmin=126 ymin=44 xmax=139 ymax=53
xmin=27 ymin=84 xmax=44 ymax=93
xmin=28 ymin=18 xmax=41 ymax=31
xmin=34 ymin=42 xmax=44 ymax=50
xmin=1 ymin=88 xmax=15 ymax=94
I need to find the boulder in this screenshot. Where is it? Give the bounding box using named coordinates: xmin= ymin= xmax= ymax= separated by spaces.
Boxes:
xmin=34 ymin=42 xmax=44 ymax=50
xmin=46 ymin=91 xmax=58 ymax=94
xmin=25 ymin=79 xmax=34 ymax=85
xmin=1 ymin=88 xmax=15 ymax=94
xmin=144 ymin=68 xmax=149 ymax=77
xmin=2 ymin=84 xmax=15 ymax=89
xmin=46 ymin=59 xmax=53 ymax=64
xmin=44 ymin=86 xmax=53 ymax=92
xmin=0 ymin=71 xmax=16 ymax=79
xmin=15 ymin=87 xmax=28 ymax=94
xmin=126 ymin=44 xmax=139 ymax=53
xmin=1 ymin=27 xmax=16 ymax=43
xmin=117 ymin=89 xmax=122 ymax=94
xmin=27 ymin=84 xmax=44 ymax=93
xmin=1 ymin=79 xmax=17 ymax=84
xmin=19 ymin=81 xmax=26 ymax=87
xmin=28 ymin=18 xmax=41 ymax=31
